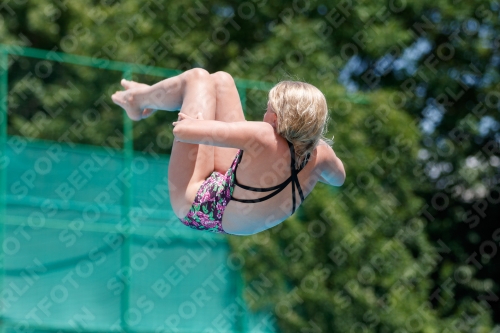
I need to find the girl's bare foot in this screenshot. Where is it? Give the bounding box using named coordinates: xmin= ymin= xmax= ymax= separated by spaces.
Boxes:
xmin=111 ymin=79 xmax=157 ymax=120
xmin=121 ymin=79 xmax=149 ymax=90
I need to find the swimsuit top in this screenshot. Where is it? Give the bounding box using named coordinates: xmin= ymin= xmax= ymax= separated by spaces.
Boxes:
xmin=230 ymin=140 xmax=310 ymax=215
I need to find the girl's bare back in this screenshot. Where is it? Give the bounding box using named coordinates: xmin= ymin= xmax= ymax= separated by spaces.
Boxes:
xmin=222 ymin=132 xmax=326 ymax=235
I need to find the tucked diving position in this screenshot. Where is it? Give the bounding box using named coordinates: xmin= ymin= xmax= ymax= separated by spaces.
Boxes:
xmin=111 ymin=69 xmax=345 ymax=235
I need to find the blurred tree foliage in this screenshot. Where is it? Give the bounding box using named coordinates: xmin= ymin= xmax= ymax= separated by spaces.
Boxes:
xmin=2 ymin=0 xmax=499 ymax=332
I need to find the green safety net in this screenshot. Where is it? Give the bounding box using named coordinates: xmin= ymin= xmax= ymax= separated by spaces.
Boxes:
xmin=0 ymin=45 xmax=277 ymax=333
xmin=1 ymin=136 xmax=277 ymax=333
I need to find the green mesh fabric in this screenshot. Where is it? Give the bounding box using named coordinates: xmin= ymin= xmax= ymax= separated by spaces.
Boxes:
xmin=1 ymin=137 xmax=277 ymax=333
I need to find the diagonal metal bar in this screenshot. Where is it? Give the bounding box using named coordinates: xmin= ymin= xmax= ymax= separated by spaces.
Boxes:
xmin=0 ymin=44 xmax=275 ymax=91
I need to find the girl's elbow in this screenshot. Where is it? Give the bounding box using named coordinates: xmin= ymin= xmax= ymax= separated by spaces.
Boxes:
xmin=332 ymin=161 xmax=346 ymax=186
xmin=337 ymin=171 xmax=346 ymax=186
xmin=320 ymin=168 xmax=345 ymax=187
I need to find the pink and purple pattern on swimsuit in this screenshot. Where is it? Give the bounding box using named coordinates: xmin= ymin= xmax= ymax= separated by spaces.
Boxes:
xmin=178 ymin=150 xmax=243 ymax=234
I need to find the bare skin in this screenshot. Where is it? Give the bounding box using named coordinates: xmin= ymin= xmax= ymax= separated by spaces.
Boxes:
xmin=112 ymin=69 xmax=345 ymax=235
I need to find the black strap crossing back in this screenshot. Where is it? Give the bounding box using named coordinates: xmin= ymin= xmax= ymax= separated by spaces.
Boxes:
xmin=230 ymin=140 xmax=309 ymax=215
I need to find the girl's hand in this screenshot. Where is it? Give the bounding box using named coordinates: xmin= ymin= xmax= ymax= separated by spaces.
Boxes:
xmin=172 ymin=112 xmax=204 ymax=142
xmin=172 ymin=112 xmax=204 ymax=126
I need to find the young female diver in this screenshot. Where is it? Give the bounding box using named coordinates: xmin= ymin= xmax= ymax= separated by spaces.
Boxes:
xmin=111 ymin=69 xmax=345 ymax=235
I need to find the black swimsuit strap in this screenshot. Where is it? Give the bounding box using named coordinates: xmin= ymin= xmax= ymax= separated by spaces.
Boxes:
xmin=230 ymin=140 xmax=309 ymax=211
xmin=231 ymin=176 xmax=293 ymax=203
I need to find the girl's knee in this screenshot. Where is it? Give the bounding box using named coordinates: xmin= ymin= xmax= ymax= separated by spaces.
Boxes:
xmin=211 ymin=71 xmax=235 ymax=89
xmin=183 ymin=68 xmax=211 ymax=83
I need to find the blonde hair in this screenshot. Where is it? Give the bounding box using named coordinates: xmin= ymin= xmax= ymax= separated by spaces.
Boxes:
xmin=268 ymin=81 xmax=331 ymax=169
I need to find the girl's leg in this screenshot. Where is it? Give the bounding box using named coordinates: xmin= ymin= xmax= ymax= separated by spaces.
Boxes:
xmin=112 ymin=69 xmax=215 ymax=120
xmin=209 ymin=71 xmax=247 ymax=173
xmin=112 ymin=68 xmax=217 ymax=218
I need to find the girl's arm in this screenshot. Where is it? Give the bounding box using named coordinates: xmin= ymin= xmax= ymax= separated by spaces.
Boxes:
xmin=317 ymin=142 xmax=346 ymax=186
xmin=172 ymin=113 xmax=275 ymax=150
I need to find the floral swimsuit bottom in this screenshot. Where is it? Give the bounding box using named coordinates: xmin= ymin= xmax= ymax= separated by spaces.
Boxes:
xmin=178 ymin=150 xmax=243 ymax=234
